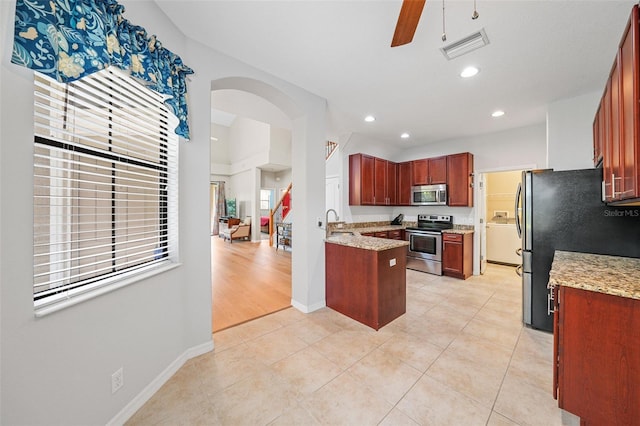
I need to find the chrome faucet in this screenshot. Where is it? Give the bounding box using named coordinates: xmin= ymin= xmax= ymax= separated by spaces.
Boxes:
xmin=325 ymin=209 xmax=339 ymax=238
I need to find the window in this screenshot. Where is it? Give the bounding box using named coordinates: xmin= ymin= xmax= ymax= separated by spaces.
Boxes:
xmin=260 ymin=189 xmax=274 ymax=211
xmin=33 ymin=68 xmax=178 ymax=310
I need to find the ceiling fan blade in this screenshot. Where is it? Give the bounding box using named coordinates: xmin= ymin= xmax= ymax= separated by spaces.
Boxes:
xmin=391 ymin=0 xmax=426 ymax=47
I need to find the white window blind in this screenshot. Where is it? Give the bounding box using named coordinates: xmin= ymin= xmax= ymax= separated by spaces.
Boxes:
xmin=33 ymin=68 xmax=178 ymax=307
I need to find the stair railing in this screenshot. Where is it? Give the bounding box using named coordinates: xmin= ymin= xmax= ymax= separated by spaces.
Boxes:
xmin=269 ymin=182 xmax=292 ymax=246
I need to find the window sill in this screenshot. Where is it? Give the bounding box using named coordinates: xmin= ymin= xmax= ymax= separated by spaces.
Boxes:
xmin=34 ymin=262 xmax=182 ymax=318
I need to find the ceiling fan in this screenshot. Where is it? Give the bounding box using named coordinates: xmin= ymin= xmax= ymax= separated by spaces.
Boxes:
xmin=391 ymin=0 xmax=480 ymax=47
xmin=391 ymin=0 xmax=427 ymax=47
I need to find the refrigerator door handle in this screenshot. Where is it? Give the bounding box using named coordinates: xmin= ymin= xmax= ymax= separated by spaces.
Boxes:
xmin=515 ymin=182 xmax=522 ymax=238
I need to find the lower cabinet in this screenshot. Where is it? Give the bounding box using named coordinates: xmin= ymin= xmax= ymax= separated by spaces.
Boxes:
xmin=442 ymin=232 xmax=473 ymax=279
xmin=361 ymin=230 xmax=404 ymax=240
xmin=325 ymin=243 xmax=407 ymax=330
xmin=553 ymin=286 xmax=640 ymax=424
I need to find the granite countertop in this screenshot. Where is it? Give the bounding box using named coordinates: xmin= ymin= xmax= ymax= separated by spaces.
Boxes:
xmin=443 ymin=229 xmax=474 ymax=235
xmin=350 ymin=225 xmax=405 ymax=234
xmin=548 ymin=250 xmax=640 ymax=300
xmin=325 ymin=234 xmax=409 ymax=251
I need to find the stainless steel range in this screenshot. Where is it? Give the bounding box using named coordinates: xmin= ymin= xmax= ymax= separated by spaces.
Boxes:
xmin=405 ymin=214 xmax=453 ymax=275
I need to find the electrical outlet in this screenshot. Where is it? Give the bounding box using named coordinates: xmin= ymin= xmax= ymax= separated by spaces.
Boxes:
xmin=111 ymin=367 xmax=124 ymax=394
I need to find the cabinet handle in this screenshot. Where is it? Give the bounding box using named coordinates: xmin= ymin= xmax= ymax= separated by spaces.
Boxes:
xmin=612 ymin=173 xmax=622 ymax=198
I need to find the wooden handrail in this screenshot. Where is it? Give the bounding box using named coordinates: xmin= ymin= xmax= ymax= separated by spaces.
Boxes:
xmin=269 ymin=182 xmax=292 ymax=246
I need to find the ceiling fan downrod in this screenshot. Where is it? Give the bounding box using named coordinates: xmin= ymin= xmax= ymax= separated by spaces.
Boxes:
xmin=472 ymin=0 xmax=479 ymax=20
xmin=441 ymin=0 xmax=447 ymax=41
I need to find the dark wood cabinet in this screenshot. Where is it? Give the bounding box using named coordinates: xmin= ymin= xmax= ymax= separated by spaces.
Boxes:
xmin=386 ymin=161 xmax=398 ymax=205
xmin=619 ymin=7 xmax=640 ymax=200
xmin=442 ymin=232 xmax=473 ymax=279
xmin=349 ymin=153 xmax=375 ymax=205
xmin=412 ymin=156 xmax=447 ymax=185
xmin=447 ymin=153 xmax=474 ymax=207
xmin=553 ymin=285 xmax=640 ymax=424
xmin=373 ymin=158 xmax=397 ymax=206
xmin=597 ymin=4 xmax=640 ymax=204
xmin=351 ymin=154 xmax=397 ymax=205
xmin=326 ymin=242 xmax=407 ymax=330
xmin=350 ymin=152 xmax=474 ymax=207
xmin=387 ymin=229 xmax=404 ymax=240
xmin=397 ymin=161 xmax=412 ymax=205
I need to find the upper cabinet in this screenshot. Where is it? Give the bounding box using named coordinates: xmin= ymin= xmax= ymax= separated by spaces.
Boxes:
xmin=350 ymin=154 xmax=397 ymax=206
xmin=349 ymin=152 xmax=474 ymax=207
xmin=412 ymin=156 xmax=447 ymax=185
xmin=349 ymin=153 xmax=375 ymax=205
xmin=447 ymin=153 xmax=474 ymax=207
xmin=595 ymin=4 xmax=640 ymax=204
xmin=397 ymin=161 xmax=412 ymax=205
xmin=373 ymin=158 xmax=397 ymax=205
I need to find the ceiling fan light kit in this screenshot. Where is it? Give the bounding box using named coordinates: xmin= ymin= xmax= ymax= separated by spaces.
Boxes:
xmin=440 ymin=28 xmax=490 ymax=60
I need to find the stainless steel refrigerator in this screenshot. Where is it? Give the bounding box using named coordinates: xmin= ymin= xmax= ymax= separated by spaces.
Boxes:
xmin=515 ymin=168 xmax=640 ymax=332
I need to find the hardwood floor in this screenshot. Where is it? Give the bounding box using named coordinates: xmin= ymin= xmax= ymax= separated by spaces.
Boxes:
xmin=211 ymin=235 xmax=292 ymax=332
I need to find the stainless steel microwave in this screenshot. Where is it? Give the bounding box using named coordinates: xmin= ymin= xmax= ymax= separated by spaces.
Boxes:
xmin=411 ymin=184 xmax=447 ymax=206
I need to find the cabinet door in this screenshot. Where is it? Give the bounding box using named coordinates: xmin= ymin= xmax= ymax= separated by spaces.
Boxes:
xmin=397 ymin=162 xmax=412 ymax=205
xmin=442 ymin=239 xmax=463 ymax=274
xmin=610 ymin=58 xmax=623 ymax=201
xmin=428 ymin=156 xmax=447 ymax=184
xmin=603 ymin=80 xmax=614 ymax=201
xmin=349 ymin=154 xmax=375 ymax=205
xmin=388 ymin=230 xmax=403 ymax=240
xmin=447 ymin=153 xmax=474 ymax=207
xmin=593 ymin=105 xmax=602 ymax=166
xmin=412 ymin=159 xmax=429 ymax=185
xmin=387 ymin=161 xmax=398 ymax=205
xmin=374 ymin=231 xmax=389 ymax=238
xmin=374 ymin=157 xmax=388 ymax=205
xmin=620 ymin=7 xmax=640 ymax=200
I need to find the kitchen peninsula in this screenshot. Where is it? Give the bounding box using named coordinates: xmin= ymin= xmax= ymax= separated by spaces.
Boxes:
xmin=325 ymin=230 xmax=408 ymax=330
xmin=549 ymin=250 xmax=640 ymax=425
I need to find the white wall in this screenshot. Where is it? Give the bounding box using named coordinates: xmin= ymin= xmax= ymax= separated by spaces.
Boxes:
xmin=269 ymin=127 xmax=292 ymax=167
xmin=210 ymin=123 xmax=231 ymax=169
xmin=229 ymin=116 xmax=270 ymax=165
xmin=1 ymin=1 xmax=212 ymax=424
xmin=547 ymin=90 xmax=601 ymax=171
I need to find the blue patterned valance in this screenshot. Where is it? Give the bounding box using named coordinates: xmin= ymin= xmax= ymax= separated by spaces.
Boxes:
xmin=11 ymin=0 xmax=194 ymax=139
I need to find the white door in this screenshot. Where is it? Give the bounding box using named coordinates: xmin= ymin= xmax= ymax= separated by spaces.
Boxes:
xmin=325 ymin=176 xmax=340 ymax=218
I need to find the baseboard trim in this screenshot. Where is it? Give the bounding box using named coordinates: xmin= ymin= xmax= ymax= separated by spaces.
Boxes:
xmin=291 ymin=298 xmax=326 ymax=313
xmin=107 ymin=339 xmax=214 ymax=426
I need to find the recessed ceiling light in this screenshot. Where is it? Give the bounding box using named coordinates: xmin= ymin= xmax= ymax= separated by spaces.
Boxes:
xmin=401 ymin=133 xmax=410 ymax=139
xmin=364 ymin=115 xmax=376 ymax=122
xmin=460 ymin=66 xmax=479 ymax=78
xmin=492 ymin=110 xmax=505 ymax=117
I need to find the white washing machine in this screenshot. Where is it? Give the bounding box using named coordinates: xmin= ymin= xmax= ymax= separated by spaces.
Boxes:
xmin=485 ymin=222 xmax=521 ymax=265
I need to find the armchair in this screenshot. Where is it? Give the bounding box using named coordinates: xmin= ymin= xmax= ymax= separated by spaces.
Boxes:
xmin=221 ymin=217 xmax=251 ymax=243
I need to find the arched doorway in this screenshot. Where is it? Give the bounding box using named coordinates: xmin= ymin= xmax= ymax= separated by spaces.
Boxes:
xmin=209 ymin=77 xmax=326 ymax=331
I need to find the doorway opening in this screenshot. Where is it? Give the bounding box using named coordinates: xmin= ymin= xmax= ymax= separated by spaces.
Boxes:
xmin=209 ymin=84 xmax=294 ymax=333
xmin=477 ymin=169 xmax=526 ymax=275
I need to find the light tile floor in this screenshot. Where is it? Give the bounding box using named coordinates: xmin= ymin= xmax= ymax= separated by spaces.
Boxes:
xmin=127 ymin=264 xmax=580 ymax=426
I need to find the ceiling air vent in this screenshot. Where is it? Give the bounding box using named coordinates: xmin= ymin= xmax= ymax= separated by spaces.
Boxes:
xmin=440 ymin=28 xmax=489 ymax=60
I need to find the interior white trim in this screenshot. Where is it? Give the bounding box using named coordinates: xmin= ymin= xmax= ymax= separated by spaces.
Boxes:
xmin=106 ymin=339 xmax=214 ymax=426
xmin=291 ymin=298 xmax=326 ymax=314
